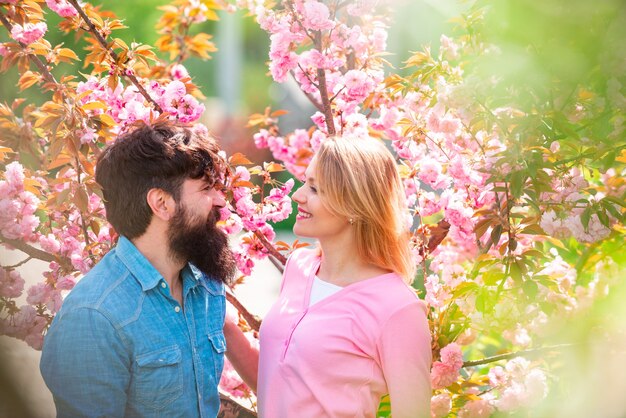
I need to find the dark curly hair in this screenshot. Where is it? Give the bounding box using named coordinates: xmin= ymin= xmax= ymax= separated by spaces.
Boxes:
xmin=95 ymin=121 xmax=228 ymax=239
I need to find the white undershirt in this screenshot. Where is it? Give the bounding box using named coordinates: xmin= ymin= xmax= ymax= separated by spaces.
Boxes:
xmin=309 ymin=276 xmax=343 ymax=306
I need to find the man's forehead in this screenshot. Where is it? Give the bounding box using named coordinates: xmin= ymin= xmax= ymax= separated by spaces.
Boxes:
xmin=183 ymin=177 xmax=210 ymax=189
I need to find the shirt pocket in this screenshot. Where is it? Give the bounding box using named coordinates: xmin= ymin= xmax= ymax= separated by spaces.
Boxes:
xmin=207 ymin=331 xmax=226 ymax=381
xmin=133 ymin=345 xmax=183 ymax=409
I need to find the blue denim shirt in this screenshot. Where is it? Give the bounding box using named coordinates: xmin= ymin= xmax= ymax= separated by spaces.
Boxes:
xmin=40 ymin=237 xmax=226 ymax=418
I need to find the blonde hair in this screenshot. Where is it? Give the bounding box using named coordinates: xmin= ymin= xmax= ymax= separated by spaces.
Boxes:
xmin=315 ymin=136 xmax=415 ymax=283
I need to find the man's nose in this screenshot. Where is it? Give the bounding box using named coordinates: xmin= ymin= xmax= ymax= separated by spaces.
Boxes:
xmin=212 ymin=190 xmax=226 ymax=208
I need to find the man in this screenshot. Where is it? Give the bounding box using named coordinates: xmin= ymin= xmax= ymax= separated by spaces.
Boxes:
xmin=41 ymin=122 xmax=254 ymax=417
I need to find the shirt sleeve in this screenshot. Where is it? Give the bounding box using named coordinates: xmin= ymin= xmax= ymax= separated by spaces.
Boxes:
xmin=40 ymin=307 xmax=131 ymax=418
xmin=377 ymin=300 xmax=432 ymax=418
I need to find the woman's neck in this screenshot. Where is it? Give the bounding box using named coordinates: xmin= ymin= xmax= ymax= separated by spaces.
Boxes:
xmin=317 ymin=237 xmax=391 ymax=287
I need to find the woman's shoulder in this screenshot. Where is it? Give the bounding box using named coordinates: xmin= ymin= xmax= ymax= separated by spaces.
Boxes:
xmin=365 ymin=274 xmax=427 ymax=312
xmin=280 ymin=246 xmax=320 ymax=289
xmin=285 ymin=246 xmax=319 ymax=269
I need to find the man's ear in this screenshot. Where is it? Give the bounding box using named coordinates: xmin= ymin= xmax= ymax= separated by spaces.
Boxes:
xmin=146 ymin=188 xmax=176 ymax=221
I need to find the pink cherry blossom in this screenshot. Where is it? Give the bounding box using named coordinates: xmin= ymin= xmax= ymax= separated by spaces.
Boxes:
xmin=39 ymin=234 xmax=61 ymax=253
xmin=10 ymin=22 xmax=47 ymax=45
xmin=341 ymin=70 xmax=375 ymax=103
xmin=431 ymin=342 xmax=463 ymax=389
xmin=46 ymin=0 xmax=78 ymax=17
xmin=440 ymin=342 xmax=463 ymax=369
xmin=170 ymin=64 xmax=190 ymax=80
xmin=301 ymin=1 xmax=334 ymax=31
xmin=430 ymin=361 xmax=459 ymax=389
xmin=4 ymin=161 xmax=25 ymax=193
xmin=430 ymin=393 xmax=452 ymax=418
xmin=458 ymin=399 xmax=494 ymax=418
xmin=0 ymin=269 xmax=25 ymax=298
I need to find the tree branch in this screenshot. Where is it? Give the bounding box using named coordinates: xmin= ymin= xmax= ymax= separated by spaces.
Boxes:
xmin=0 ymin=234 xmax=56 ymax=263
xmin=225 ymin=288 xmax=262 ymax=332
xmin=66 ymin=0 xmax=163 ymax=113
xmin=218 ymin=392 xmax=257 ymax=418
xmin=462 ymin=343 xmax=578 ymax=368
xmin=253 ymin=230 xmax=287 ymax=265
xmin=313 ymin=32 xmax=336 ymax=136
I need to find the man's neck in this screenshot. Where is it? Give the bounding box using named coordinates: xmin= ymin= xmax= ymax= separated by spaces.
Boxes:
xmin=132 ymin=229 xmax=184 ymax=294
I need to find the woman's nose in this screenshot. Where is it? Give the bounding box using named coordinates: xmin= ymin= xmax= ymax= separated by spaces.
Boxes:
xmin=292 ymin=185 xmax=305 ymax=204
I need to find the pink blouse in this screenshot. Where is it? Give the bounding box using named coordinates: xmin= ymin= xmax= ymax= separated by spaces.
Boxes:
xmin=258 ymin=249 xmax=432 ymax=418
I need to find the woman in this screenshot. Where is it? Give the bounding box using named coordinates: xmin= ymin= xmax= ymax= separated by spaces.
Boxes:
xmin=257 ymin=136 xmax=432 ymax=417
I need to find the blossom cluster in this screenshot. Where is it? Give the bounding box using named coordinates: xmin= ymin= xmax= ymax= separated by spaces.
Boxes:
xmin=430 ymin=343 xmax=463 ymax=389
xmin=46 ymin=0 xmax=79 ymax=18
xmin=75 ymin=75 xmax=205 ymax=136
xmin=10 ymin=22 xmax=47 ymax=45
xmin=221 ymin=166 xmax=294 ymax=275
xmin=538 ymin=167 xmax=615 ymax=243
xmin=219 ymin=330 xmax=259 ymax=400
xmin=487 ymin=358 xmax=549 ymax=412
xmin=247 ymin=0 xmax=391 ymax=168
xmin=0 ymin=162 xmax=40 ymax=241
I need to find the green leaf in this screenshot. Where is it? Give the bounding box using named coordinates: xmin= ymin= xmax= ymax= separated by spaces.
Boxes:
xmin=509 ymin=262 xmax=523 ymax=282
xmin=483 ymin=270 xmax=506 ymax=286
xmin=491 ymin=224 xmax=503 ymax=245
xmin=509 ymin=170 xmax=526 ymax=199
xmin=604 ymin=196 xmax=626 ymax=208
xmin=475 ymin=290 xmax=487 ymax=313
xmin=602 ymin=200 xmax=623 ymax=220
xmin=523 ymin=279 xmax=539 ymax=299
xmin=597 ymin=209 xmax=610 ymax=228
xmin=581 ymin=206 xmax=592 ymax=230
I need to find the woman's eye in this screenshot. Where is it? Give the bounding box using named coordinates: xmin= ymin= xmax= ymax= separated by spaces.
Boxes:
xmin=309 ymin=185 xmax=317 ymax=193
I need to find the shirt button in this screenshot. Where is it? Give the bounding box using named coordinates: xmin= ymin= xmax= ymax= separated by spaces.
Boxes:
xmin=174 ymin=306 xmax=181 ymax=313
xmin=161 ymin=282 xmax=167 ymax=288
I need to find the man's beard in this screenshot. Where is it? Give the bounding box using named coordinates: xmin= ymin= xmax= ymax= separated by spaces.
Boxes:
xmin=167 ymin=203 xmax=236 ymax=285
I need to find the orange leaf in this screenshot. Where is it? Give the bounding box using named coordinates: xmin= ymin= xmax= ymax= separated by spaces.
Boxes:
xmin=18 ymin=71 xmax=42 ymax=91
xmin=96 ymin=113 xmax=117 ymax=127
xmin=265 ymin=162 xmax=285 ymax=173
xmin=58 ymin=48 xmax=79 ymax=60
xmin=74 ymin=185 xmax=89 ymax=212
xmin=270 ymin=109 xmax=289 ymax=117
xmin=229 ymin=152 xmax=253 ymax=165
xmin=81 ymin=101 xmax=108 ymax=111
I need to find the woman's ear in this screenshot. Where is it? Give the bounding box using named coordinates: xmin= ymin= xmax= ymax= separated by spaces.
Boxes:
xmin=146 ymin=188 xmax=176 ymax=221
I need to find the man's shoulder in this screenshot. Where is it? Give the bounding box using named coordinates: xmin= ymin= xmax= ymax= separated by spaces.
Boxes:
xmin=60 ymin=248 xmax=141 ymax=319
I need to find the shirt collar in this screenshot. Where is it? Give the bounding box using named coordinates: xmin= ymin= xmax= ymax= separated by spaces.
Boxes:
xmin=185 ymin=263 xmax=225 ymax=296
xmin=115 ymin=236 xmax=165 ymax=292
xmin=115 ymin=236 xmax=224 ymax=295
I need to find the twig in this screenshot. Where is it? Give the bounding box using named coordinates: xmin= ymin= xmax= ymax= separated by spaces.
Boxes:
xmin=66 ymin=0 xmax=163 ymax=113
xmin=225 ymin=288 xmax=262 ymax=332
xmin=290 ymin=68 xmax=324 ymax=112
xmin=253 ymin=230 xmax=287 ymax=265
xmin=2 ymin=256 xmax=32 ymax=270
xmin=463 ymin=343 xmax=578 ymax=368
